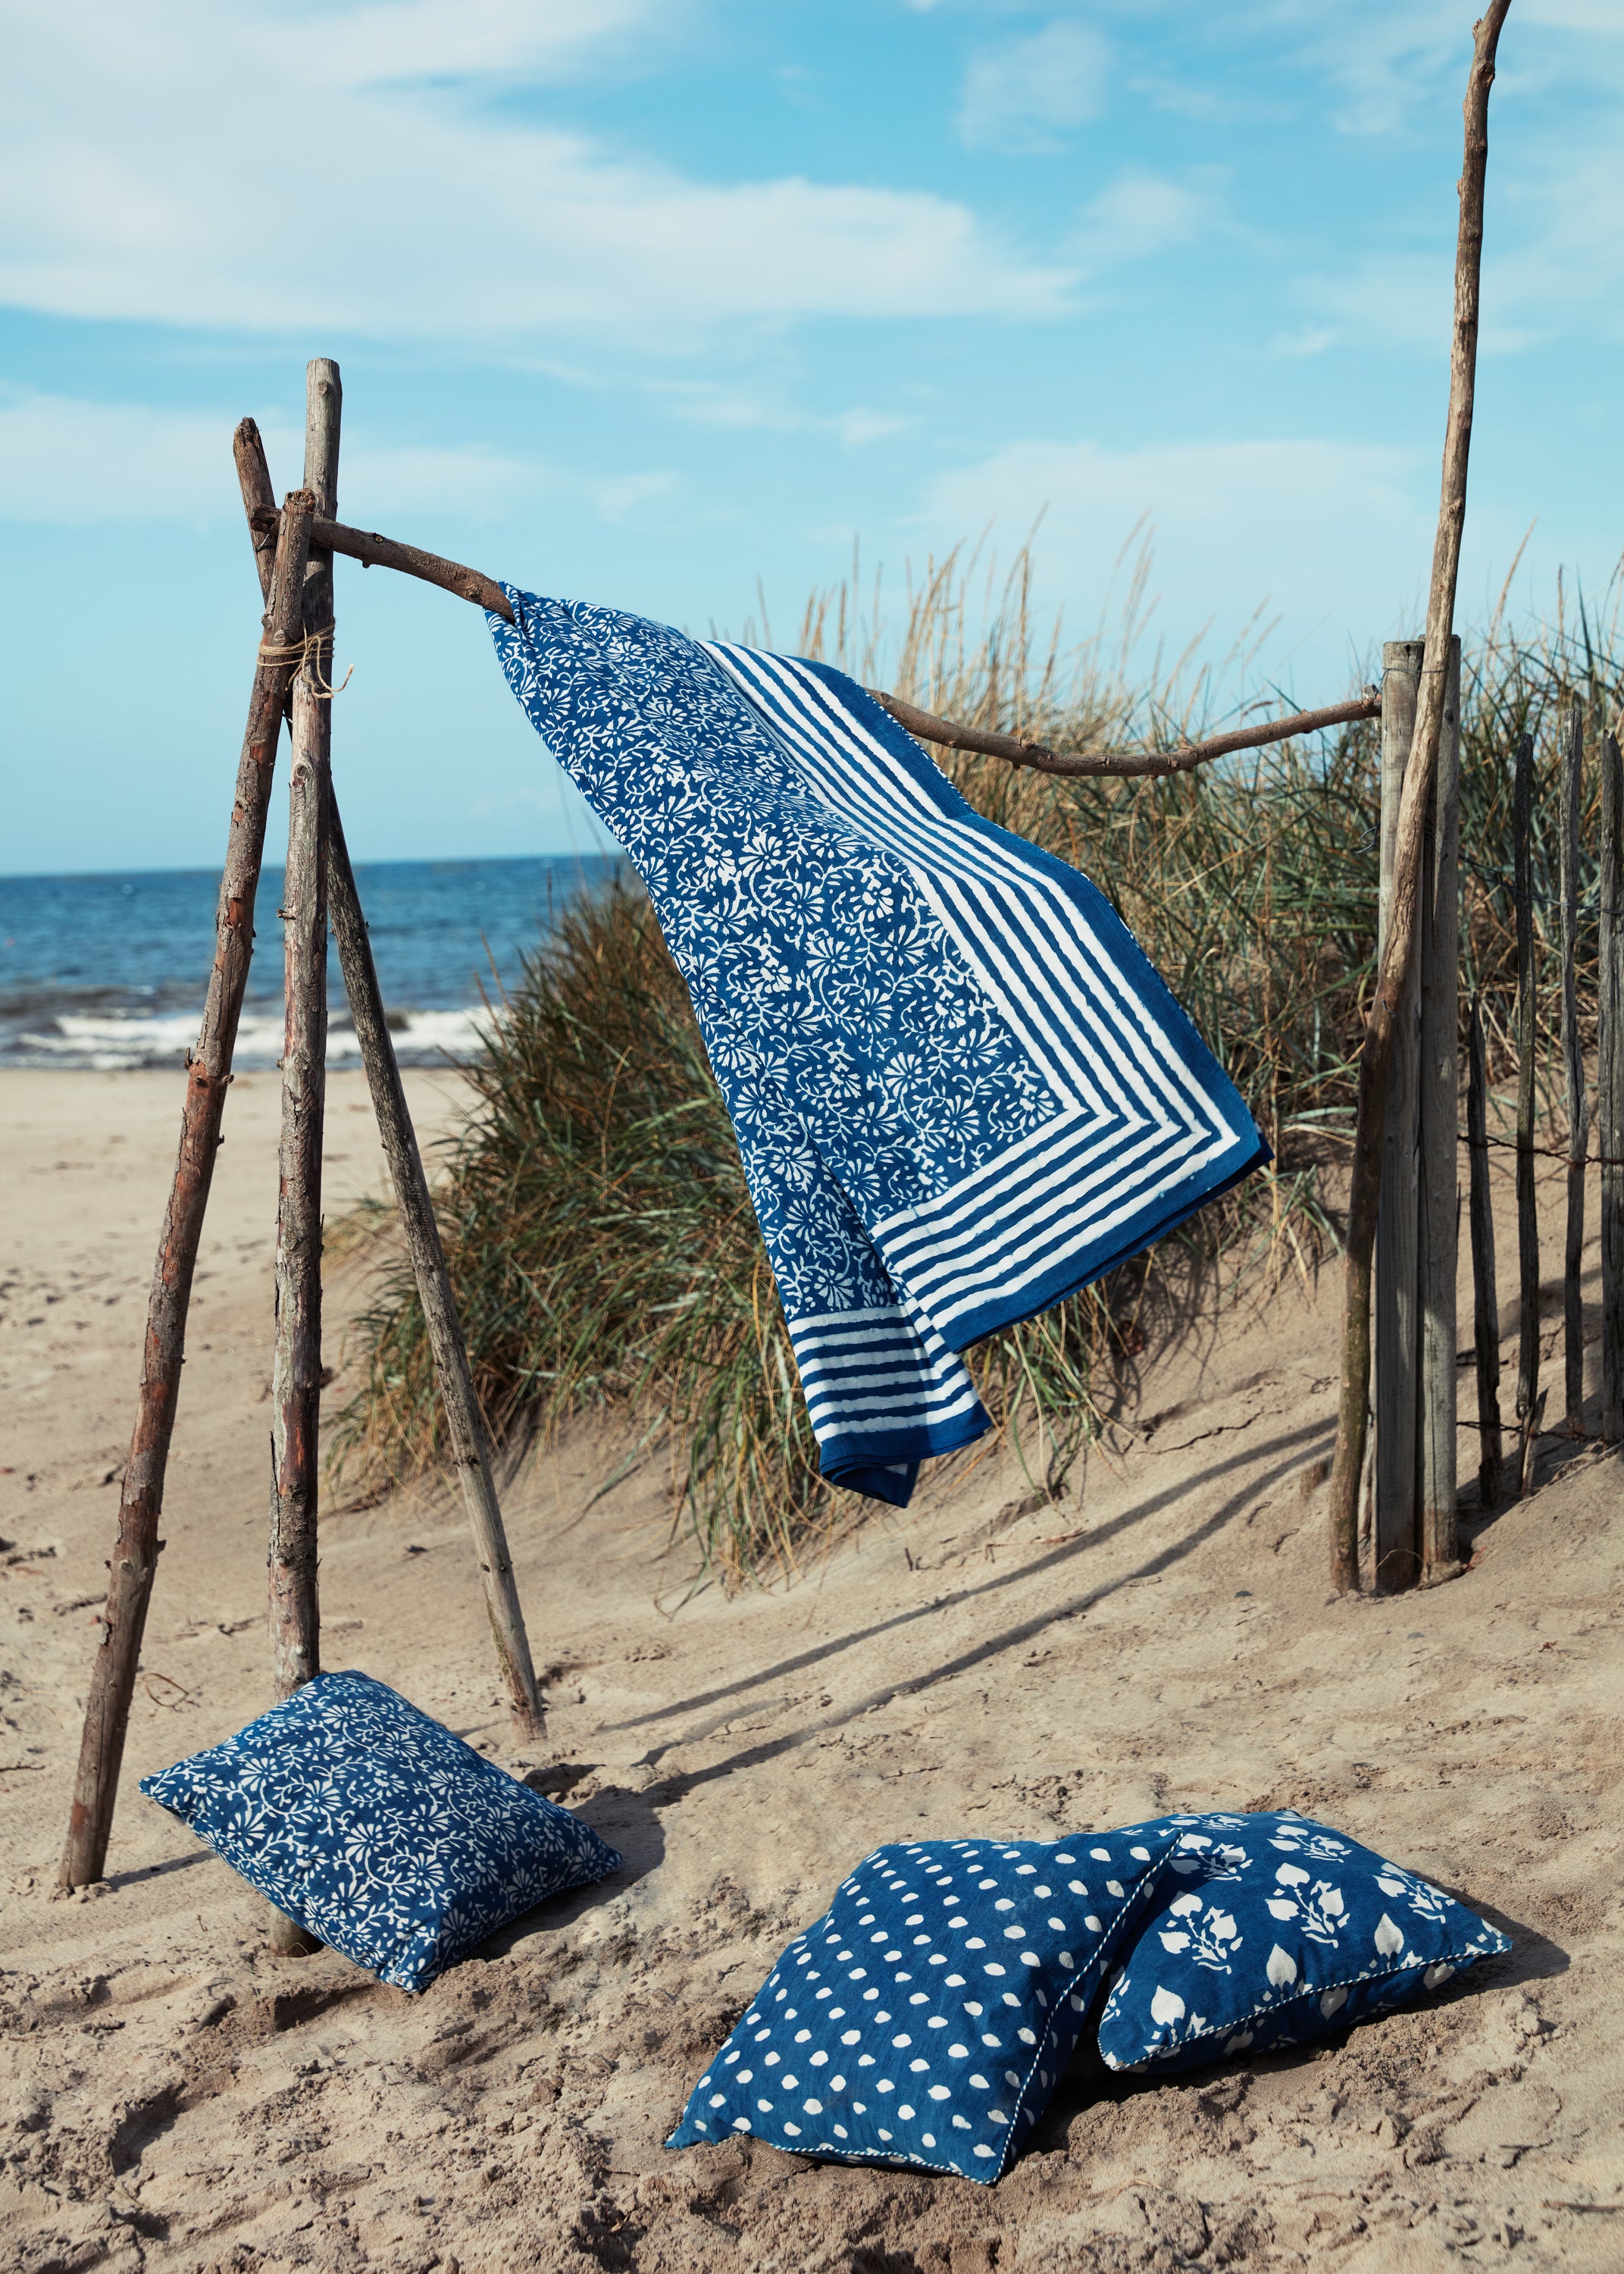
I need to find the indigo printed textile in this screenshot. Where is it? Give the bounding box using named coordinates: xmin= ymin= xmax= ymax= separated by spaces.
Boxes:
xmin=1098 ymin=1810 xmax=1510 ymax=2073
xmin=666 ymin=1828 xmax=1176 ymax=2182
xmin=142 ymin=1671 xmax=621 ymax=1992
xmin=492 ymin=596 xmax=1267 ymax=1507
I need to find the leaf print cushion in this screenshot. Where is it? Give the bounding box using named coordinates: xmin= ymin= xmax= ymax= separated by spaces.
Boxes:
xmin=141 ymin=1671 xmax=621 ymax=1992
xmin=1097 ymin=1810 xmax=1509 ymax=2074
xmin=667 ymin=1827 xmax=1178 ymax=2184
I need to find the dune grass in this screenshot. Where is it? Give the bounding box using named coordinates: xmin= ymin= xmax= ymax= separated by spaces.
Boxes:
xmin=333 ymin=550 xmax=1622 ymax=1583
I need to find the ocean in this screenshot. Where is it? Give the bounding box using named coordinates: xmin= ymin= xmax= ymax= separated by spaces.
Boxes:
xmin=0 ymin=854 xmax=630 ymax=1071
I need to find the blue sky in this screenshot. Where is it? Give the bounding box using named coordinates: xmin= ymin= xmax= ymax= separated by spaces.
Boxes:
xmin=2 ymin=0 xmax=1619 ymax=875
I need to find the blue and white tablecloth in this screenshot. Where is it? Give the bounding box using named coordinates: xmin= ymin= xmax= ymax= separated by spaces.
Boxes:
xmin=492 ymin=595 xmax=1266 ymax=1507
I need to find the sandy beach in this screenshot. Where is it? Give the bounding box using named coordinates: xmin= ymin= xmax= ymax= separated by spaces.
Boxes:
xmin=3 ymin=1067 xmax=1622 ymax=2272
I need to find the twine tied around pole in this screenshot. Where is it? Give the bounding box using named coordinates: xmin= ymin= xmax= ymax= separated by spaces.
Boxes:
xmin=256 ymin=622 xmax=353 ymax=698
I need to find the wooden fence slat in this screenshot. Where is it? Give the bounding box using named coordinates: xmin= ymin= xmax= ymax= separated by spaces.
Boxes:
xmin=1467 ymin=992 xmax=1504 ymax=1507
xmin=1601 ymin=730 xmax=1624 ymax=1444
xmin=1513 ymin=731 xmax=1541 ymax=1487
xmin=1560 ymin=700 xmax=1588 ymax=1436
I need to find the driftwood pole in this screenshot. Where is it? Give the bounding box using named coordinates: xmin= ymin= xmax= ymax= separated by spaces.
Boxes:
xmin=1374 ymin=644 xmax=1423 ymax=1587
xmin=1328 ymin=0 xmax=1512 ymax=1592
xmin=268 ymin=362 xmax=340 ymax=1707
xmin=58 ymin=490 xmax=315 ymax=1891
xmin=1466 ymin=993 xmax=1504 ymax=1508
xmin=1601 ymin=731 xmax=1624 ymax=1444
xmin=1560 ymin=701 xmax=1588 ymax=1435
xmin=1419 ymin=639 xmax=1463 ymax=1577
xmin=1513 ymin=731 xmax=1541 ymax=1478
xmin=327 ymin=813 xmax=544 ymax=1738
xmin=234 ymin=424 xmax=544 ymax=1740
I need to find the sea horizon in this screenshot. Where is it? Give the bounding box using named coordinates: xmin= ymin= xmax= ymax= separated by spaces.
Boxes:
xmin=0 ymin=852 xmax=630 ymax=1073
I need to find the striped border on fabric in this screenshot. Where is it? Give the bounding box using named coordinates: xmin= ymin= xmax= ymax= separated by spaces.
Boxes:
xmin=704 ymin=641 xmax=1266 ymax=1345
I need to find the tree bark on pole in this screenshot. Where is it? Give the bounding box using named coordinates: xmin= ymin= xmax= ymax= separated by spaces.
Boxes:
xmin=1328 ymin=0 xmax=1512 ymax=1592
xmin=58 ymin=484 xmax=314 ymax=1891
xmin=267 ymin=362 xmax=340 ymax=1710
xmin=327 ymin=810 xmax=545 ymax=1740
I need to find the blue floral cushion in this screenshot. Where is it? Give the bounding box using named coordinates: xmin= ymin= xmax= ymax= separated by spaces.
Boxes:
xmin=140 ymin=1670 xmax=621 ymax=1992
xmin=667 ymin=1828 xmax=1175 ymax=2182
xmin=1097 ymin=1810 xmax=1510 ymax=2073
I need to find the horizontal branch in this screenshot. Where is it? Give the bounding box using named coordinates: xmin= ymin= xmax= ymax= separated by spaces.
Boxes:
xmin=246 ymin=505 xmax=515 ymax=621
xmin=246 ymin=499 xmax=1378 ymax=776
xmin=871 ymin=688 xmax=1381 ymax=778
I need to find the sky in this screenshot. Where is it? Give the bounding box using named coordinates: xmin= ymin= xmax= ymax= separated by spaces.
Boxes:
xmin=1 ymin=0 xmax=1619 ymax=876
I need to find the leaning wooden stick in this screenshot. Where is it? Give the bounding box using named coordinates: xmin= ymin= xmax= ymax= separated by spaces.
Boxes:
xmin=1328 ymin=0 xmax=1512 ymax=1593
xmin=1560 ymin=700 xmax=1588 ymax=1435
xmin=327 ymin=809 xmax=544 ymax=1739
xmin=1601 ymin=731 xmax=1624 ymax=1444
xmin=58 ymin=487 xmax=315 ymax=1891
xmin=268 ymin=361 xmax=341 ymax=1712
xmin=244 ymin=500 xmax=1379 ymax=781
xmin=1466 ymin=993 xmax=1504 ymax=1508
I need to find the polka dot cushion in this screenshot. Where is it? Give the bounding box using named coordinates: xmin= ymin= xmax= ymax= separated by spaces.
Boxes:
xmin=141 ymin=1670 xmax=622 ymax=1993
xmin=667 ymin=1829 xmax=1174 ymax=2182
xmin=1097 ymin=1810 xmax=1510 ymax=2074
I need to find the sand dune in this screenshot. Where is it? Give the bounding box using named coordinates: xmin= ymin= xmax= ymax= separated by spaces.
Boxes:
xmin=2 ymin=1068 xmax=1621 ymax=2271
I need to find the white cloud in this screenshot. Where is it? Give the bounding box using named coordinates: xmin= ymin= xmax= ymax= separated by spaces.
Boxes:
xmin=0 ymin=389 xmax=685 ymax=533
xmin=918 ymin=434 xmax=1438 ymax=689
xmin=646 ymin=378 xmax=913 ymax=449
xmin=958 ymin=20 xmax=1109 ymax=154
xmin=1071 ymin=171 xmax=1212 ymax=267
xmin=0 ymin=2 xmax=1072 ymax=343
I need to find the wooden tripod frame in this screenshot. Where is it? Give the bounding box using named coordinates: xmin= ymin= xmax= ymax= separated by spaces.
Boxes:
xmin=60 ymin=361 xmax=543 ymax=1897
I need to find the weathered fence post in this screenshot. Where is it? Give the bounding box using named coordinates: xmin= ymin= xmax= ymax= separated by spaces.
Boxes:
xmin=1419 ymin=638 xmax=1462 ymax=1576
xmin=1375 ymin=642 xmax=1425 ymax=1588
xmin=1372 ymin=635 xmax=1460 ymax=1587
xmin=57 ymin=487 xmax=315 ymax=1891
xmin=1513 ymin=732 xmax=1541 ymax=1488
xmin=1466 ymin=992 xmax=1504 ymax=1507
xmin=327 ymin=809 xmax=545 ymax=1740
xmin=1560 ymin=700 xmax=1588 ymax=1436
xmin=1326 ymin=0 xmax=1510 ymax=1592
xmin=1601 ymin=729 xmax=1624 ymax=1444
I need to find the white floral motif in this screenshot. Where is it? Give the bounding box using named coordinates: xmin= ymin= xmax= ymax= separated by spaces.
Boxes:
xmin=1157 ymin=1891 xmax=1244 ymax=1973
xmin=1264 ymin=1862 xmax=1347 ymax=1946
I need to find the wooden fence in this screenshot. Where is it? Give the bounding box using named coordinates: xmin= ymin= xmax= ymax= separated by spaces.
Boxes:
xmin=1368 ymin=655 xmax=1623 ymax=1591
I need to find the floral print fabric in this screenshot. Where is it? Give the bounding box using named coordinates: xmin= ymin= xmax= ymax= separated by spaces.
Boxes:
xmin=1097 ymin=1810 xmax=1510 ymax=2073
xmin=141 ymin=1671 xmax=621 ymax=1992
xmin=490 ymin=597 xmax=1267 ymax=1507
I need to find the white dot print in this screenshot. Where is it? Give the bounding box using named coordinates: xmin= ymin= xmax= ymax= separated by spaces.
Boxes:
xmin=673 ymin=1831 xmax=1158 ymax=2179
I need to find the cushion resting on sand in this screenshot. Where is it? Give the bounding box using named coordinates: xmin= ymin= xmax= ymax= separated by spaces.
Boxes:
xmin=141 ymin=1670 xmax=621 ymax=1992
xmin=667 ymin=1827 xmax=1175 ymax=2184
xmin=1097 ymin=1809 xmax=1510 ymax=2074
